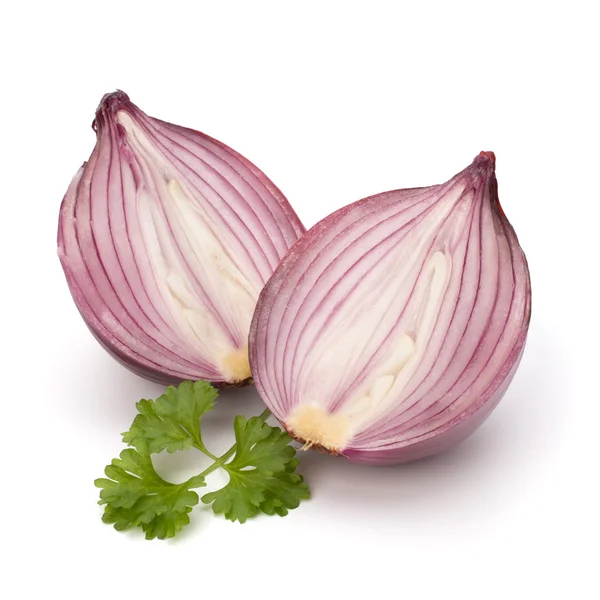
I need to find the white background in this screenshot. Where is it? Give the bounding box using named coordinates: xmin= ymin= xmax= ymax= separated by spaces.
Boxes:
xmin=2 ymin=1 xmax=598 ymax=598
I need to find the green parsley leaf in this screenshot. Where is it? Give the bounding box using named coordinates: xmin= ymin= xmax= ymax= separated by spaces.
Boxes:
xmin=122 ymin=380 xmax=217 ymax=455
xmin=95 ymin=448 xmax=206 ymax=540
xmin=97 ymin=380 xmax=311 ymax=539
xmin=202 ymin=415 xmax=310 ymax=523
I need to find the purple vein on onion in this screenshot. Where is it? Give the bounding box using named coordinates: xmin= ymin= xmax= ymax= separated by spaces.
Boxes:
xmin=58 ymin=91 xmax=304 ymax=386
xmin=250 ymin=152 xmax=531 ymax=464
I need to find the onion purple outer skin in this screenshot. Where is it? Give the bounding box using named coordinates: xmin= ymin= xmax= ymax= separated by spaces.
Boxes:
xmin=58 ymin=91 xmax=305 ymax=387
xmin=250 ymin=153 xmax=531 ymax=464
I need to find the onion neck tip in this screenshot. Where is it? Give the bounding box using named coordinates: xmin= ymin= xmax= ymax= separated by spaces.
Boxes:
xmin=93 ymin=90 xmax=133 ymax=132
xmin=476 ymin=150 xmax=496 ymax=165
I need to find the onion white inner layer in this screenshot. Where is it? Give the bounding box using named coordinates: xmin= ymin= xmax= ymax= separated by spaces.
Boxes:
xmin=118 ymin=111 xmax=258 ymax=381
xmin=286 ymin=201 xmax=456 ymax=449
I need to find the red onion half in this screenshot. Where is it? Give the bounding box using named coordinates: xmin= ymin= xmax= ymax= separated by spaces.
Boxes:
xmin=250 ymin=153 xmax=531 ymax=464
xmin=58 ymin=91 xmax=304 ymax=386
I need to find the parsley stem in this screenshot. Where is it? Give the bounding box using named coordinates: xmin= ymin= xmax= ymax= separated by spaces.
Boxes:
xmin=198 ymin=461 xmax=223 ymax=478
xmin=192 ymin=437 xmax=218 ymax=461
xmin=258 ymin=408 xmax=272 ymax=421
xmin=197 ymin=408 xmax=272 ymax=478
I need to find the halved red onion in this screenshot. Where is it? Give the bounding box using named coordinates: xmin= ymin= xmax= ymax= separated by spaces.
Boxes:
xmin=250 ymin=153 xmax=531 ymax=464
xmin=58 ymin=91 xmax=304 ymax=386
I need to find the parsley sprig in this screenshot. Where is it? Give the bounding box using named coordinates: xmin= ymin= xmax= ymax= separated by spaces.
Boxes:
xmin=95 ymin=381 xmax=310 ymax=540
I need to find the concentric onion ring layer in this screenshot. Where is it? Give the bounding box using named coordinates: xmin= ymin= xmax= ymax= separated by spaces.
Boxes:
xmin=58 ymin=91 xmax=304 ymax=385
xmin=250 ymin=154 xmax=531 ymax=463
